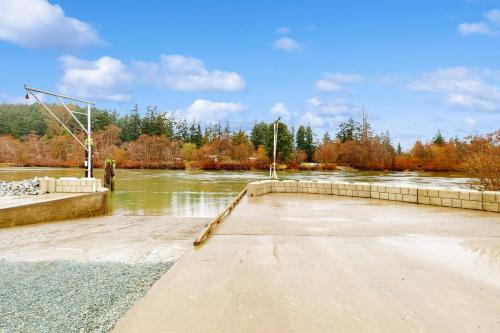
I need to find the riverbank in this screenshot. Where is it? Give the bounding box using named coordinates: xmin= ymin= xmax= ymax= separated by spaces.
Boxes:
xmin=0 ymin=167 xmax=478 ymax=217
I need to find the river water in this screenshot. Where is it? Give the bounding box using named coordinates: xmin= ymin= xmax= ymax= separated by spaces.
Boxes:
xmin=0 ymin=168 xmax=474 ymax=217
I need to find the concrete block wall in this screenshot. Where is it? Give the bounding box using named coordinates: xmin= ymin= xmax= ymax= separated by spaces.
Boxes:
xmin=38 ymin=177 xmax=103 ymax=194
xmin=247 ymin=180 xmax=499 ymax=213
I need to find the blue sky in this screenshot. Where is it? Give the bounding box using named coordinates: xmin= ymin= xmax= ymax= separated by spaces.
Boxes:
xmin=0 ymin=0 xmax=499 ymax=147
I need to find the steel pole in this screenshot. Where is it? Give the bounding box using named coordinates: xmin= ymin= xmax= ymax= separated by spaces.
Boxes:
xmin=87 ymin=103 xmax=92 ymax=178
xmin=271 ymin=120 xmax=279 ymax=180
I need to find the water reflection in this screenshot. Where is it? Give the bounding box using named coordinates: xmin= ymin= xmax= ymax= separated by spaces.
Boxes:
xmin=378 ymin=235 xmax=500 ymax=288
xmin=0 ymin=168 xmax=476 ymax=217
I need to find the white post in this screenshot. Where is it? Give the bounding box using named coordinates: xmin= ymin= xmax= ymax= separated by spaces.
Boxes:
xmin=271 ymin=118 xmax=279 ymax=180
xmin=87 ymin=103 xmax=92 ymax=178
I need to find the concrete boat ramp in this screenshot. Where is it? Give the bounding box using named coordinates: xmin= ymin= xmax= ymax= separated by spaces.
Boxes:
xmin=113 ymin=193 xmax=500 ymax=332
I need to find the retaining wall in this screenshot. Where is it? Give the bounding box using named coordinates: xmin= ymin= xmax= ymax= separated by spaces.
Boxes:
xmin=247 ymin=180 xmax=500 ymax=213
xmin=0 ymin=190 xmax=109 ymax=228
xmin=38 ymin=177 xmax=103 ymax=193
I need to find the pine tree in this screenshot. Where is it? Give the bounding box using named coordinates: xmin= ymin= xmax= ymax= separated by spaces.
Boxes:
xmin=304 ymin=126 xmax=316 ymax=162
xmin=432 ymin=130 xmax=445 ymax=145
xmin=189 ymin=122 xmax=203 ymax=147
xmin=323 ymin=132 xmax=332 ymax=143
xmin=250 ymin=122 xmax=268 ymax=149
xmin=175 ymin=119 xmax=190 ymax=142
xmin=124 ymin=105 xmax=142 ymax=141
xmin=232 ymin=129 xmax=248 ymax=145
xmin=223 ymin=122 xmax=231 ymax=139
xmin=296 ymin=126 xmax=306 ymax=151
xmin=141 ymin=106 xmax=165 ymax=136
xmin=336 ymin=117 xmax=360 ymax=143
xmin=265 ymin=122 xmax=294 ymax=162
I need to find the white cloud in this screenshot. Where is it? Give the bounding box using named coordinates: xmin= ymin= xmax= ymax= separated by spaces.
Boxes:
xmin=315 ymin=80 xmax=344 ymax=93
xmin=272 ymin=37 xmax=302 ymax=52
xmin=0 ymin=0 xmax=102 ymax=48
xmin=457 ymin=22 xmax=492 ymax=36
xmin=134 ymin=54 xmax=246 ymax=91
xmin=409 ymin=66 xmax=500 ymax=112
xmin=270 ymin=102 xmax=291 ymax=121
xmin=483 ymin=68 xmax=500 ymax=81
xmin=174 ymin=99 xmax=244 ymax=123
xmin=276 ymin=27 xmax=291 ymax=34
xmin=56 ymin=54 xmax=245 ymax=102
xmin=458 ymin=8 xmax=500 ymax=37
xmin=58 ymin=56 xmax=132 ymax=102
xmin=0 ymin=92 xmax=45 ymax=104
xmin=300 ymin=98 xmax=359 ymax=131
xmin=315 ymin=72 xmax=364 ymax=93
xmin=307 ymin=97 xmax=322 ymax=107
xmin=485 ymin=9 xmax=500 ymax=25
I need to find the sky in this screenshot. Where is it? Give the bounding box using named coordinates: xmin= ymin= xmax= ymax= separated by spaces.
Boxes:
xmin=0 ymin=0 xmax=499 ymax=148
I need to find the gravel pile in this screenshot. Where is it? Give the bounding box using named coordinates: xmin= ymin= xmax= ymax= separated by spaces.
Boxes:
xmin=0 ymin=179 xmax=41 ymax=196
xmin=0 ymin=260 xmax=173 ymax=333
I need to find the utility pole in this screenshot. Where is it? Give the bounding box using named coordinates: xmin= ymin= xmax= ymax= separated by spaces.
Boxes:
xmin=270 ymin=117 xmax=280 ymax=180
xmin=24 ymin=85 xmax=94 ymax=178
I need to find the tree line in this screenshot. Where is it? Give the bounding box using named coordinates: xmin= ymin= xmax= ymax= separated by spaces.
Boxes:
xmin=0 ymin=103 xmax=498 ymax=189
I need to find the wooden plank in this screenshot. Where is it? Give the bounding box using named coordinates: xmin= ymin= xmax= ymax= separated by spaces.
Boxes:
xmin=193 ymin=187 xmax=247 ymax=246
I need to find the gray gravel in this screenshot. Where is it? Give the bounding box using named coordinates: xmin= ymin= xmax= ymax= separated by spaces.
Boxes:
xmin=0 ymin=260 xmax=173 ymax=333
xmin=0 ymin=179 xmax=40 ymax=196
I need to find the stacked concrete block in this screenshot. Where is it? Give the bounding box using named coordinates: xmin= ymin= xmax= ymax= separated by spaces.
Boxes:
xmin=417 ymin=189 xmax=430 ymax=205
xmin=317 ymin=181 xmax=332 ymax=195
xmin=355 ymin=183 xmax=371 ymax=198
xmin=306 ymin=181 xmax=319 ymax=194
xmin=54 ymin=177 xmax=103 ymax=193
xmin=37 ymin=177 xmax=57 ymax=194
xmin=401 ymin=187 xmax=418 ymax=203
xmin=282 ymin=180 xmax=299 ymax=193
xmin=482 ymin=191 xmax=500 ymax=212
xmin=248 ymin=180 xmax=272 ymax=196
xmin=247 ymin=180 xmax=499 ymax=213
xmin=370 ymin=185 xmax=381 ymax=199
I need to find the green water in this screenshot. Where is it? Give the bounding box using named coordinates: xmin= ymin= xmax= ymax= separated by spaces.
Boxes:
xmin=0 ymin=168 xmax=474 ymax=217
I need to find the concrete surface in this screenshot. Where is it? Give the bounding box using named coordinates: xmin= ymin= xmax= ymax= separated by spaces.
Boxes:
xmin=113 ymin=193 xmax=500 ymax=333
xmin=0 ymin=192 xmax=80 ymax=209
xmin=0 ymin=191 xmax=109 ymax=228
xmin=0 ymin=215 xmax=210 ymax=263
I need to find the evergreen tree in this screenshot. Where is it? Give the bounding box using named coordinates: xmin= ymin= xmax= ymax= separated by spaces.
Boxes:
xmin=175 ymin=119 xmax=190 ymax=142
xmin=91 ymin=108 xmax=116 ymax=131
xmin=232 ymin=129 xmax=248 ymax=145
xmin=121 ymin=105 xmax=142 ymax=141
xmin=250 ymin=122 xmax=268 ymax=149
xmin=265 ymin=122 xmax=294 ymax=162
xmin=304 ymin=126 xmax=316 ymax=161
xmin=323 ymin=132 xmax=332 ymax=143
xmin=432 ymin=130 xmax=445 ymax=145
xmin=141 ymin=106 xmax=164 ymax=136
xmin=397 ymin=142 xmax=402 ymax=154
xmin=223 ymin=122 xmax=231 ymax=139
xmin=163 ymin=112 xmax=175 ymax=139
xmin=296 ymin=126 xmax=306 ymax=152
xmin=189 ymin=122 xmax=203 ymax=147
xmin=336 ymin=117 xmax=360 ymax=143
